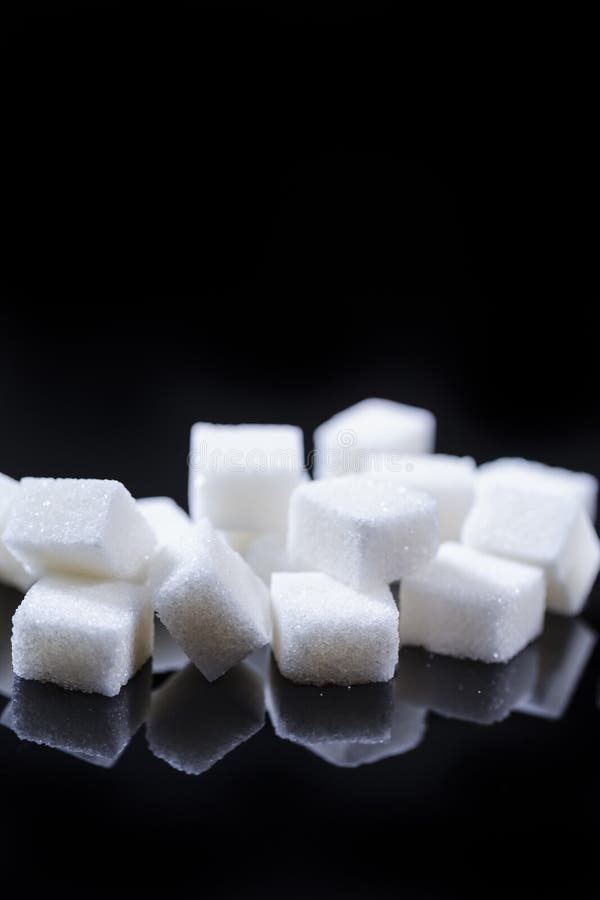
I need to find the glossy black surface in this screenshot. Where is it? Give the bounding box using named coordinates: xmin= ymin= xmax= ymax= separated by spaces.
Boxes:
xmin=2 ymin=576 xmax=600 ymax=898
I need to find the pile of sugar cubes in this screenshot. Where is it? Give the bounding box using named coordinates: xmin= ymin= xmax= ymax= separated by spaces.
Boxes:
xmin=1 ymin=397 xmax=599 ymax=705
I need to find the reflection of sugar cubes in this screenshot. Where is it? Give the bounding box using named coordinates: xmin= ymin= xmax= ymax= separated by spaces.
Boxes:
xmin=266 ymin=658 xmax=394 ymax=744
xmin=147 ymin=661 xmax=265 ymax=775
xmin=395 ymin=644 xmax=538 ymax=725
xmin=517 ymin=616 xmax=597 ymax=719
xmin=1 ymin=663 xmax=151 ymax=768
xmin=305 ymin=702 xmax=427 ymax=768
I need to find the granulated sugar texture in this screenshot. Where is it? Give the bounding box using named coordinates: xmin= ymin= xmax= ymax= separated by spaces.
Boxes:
xmin=1 ymin=400 xmax=598 ymax=767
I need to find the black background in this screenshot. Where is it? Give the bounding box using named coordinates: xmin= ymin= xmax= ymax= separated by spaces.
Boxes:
xmin=1 ymin=4 xmax=599 ymax=898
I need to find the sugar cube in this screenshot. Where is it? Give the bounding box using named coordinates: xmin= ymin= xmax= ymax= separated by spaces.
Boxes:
xmin=138 ymin=496 xmax=194 ymax=551
xmin=462 ymin=484 xmax=600 ymax=615
xmin=517 ymin=616 xmax=596 ymax=719
xmin=152 ymin=520 xmax=271 ymax=681
xmin=152 ymin=618 xmax=189 ymax=674
xmin=188 ymin=423 xmax=305 ymax=532
xmin=305 ymin=702 xmax=427 ymax=768
xmin=3 ymin=477 xmax=156 ymax=581
xmin=2 ymin=663 xmax=151 ymax=767
xmin=266 ymin=657 xmax=394 ymax=743
xmin=0 ymin=474 xmax=36 ymax=592
xmin=478 ymin=457 xmax=597 ymax=519
xmin=395 ymin=644 xmax=538 ymax=724
xmin=287 ymin=476 xmax=439 ymax=591
xmin=399 ymin=542 xmax=545 ymax=663
xmin=147 ymin=661 xmax=265 ymax=775
xmin=271 ymin=572 xmax=399 ymax=685
xmin=313 ymin=398 xmax=436 ymax=479
xmin=245 ymin=533 xmax=296 ymax=584
xmin=375 ymin=455 xmax=476 ymax=540
xmin=12 ymin=575 xmax=154 ymax=696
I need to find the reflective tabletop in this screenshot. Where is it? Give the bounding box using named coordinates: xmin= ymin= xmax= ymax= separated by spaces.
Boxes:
xmin=2 ymin=580 xmax=599 ymax=897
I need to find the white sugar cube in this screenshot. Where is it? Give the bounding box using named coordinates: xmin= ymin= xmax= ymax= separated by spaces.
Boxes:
xmin=287 ymin=476 xmax=438 ymax=591
xmin=0 ymin=474 xmax=36 ymax=592
xmin=153 ymin=520 xmax=271 ymax=681
xmin=395 ymin=644 xmax=538 ymax=724
xmin=462 ymin=485 xmax=600 ymax=615
xmin=375 ymin=455 xmax=476 ymax=540
xmin=478 ymin=457 xmax=597 ymax=519
xmin=266 ymin=658 xmax=394 ymax=743
xmin=12 ymin=575 xmax=154 ymax=697
xmin=305 ymin=702 xmax=427 ymax=768
xmin=271 ymin=572 xmax=399 ymax=685
xmin=147 ymin=661 xmax=265 ymax=775
xmin=399 ymin=542 xmax=545 ymax=663
xmin=3 ymin=663 xmax=151 ymax=767
xmin=245 ymin=534 xmax=296 ymax=584
xmin=188 ymin=423 xmax=305 ymax=532
xmin=517 ymin=616 xmax=596 ymax=719
xmin=3 ymin=477 xmax=156 ymax=581
xmin=138 ymin=496 xmax=193 ymax=551
xmin=313 ymin=398 xmax=436 ymax=479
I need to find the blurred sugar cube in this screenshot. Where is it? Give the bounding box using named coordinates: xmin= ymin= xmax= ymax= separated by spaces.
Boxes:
xmin=188 ymin=423 xmax=305 ymax=532
xmin=313 ymin=398 xmax=435 ymax=479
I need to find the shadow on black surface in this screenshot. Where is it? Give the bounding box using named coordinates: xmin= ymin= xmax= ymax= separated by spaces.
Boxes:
xmin=517 ymin=614 xmax=597 ymax=719
xmin=1 ymin=661 xmax=152 ymax=767
xmin=146 ymin=660 xmax=265 ymax=775
xmin=394 ymin=643 xmax=538 ymax=725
